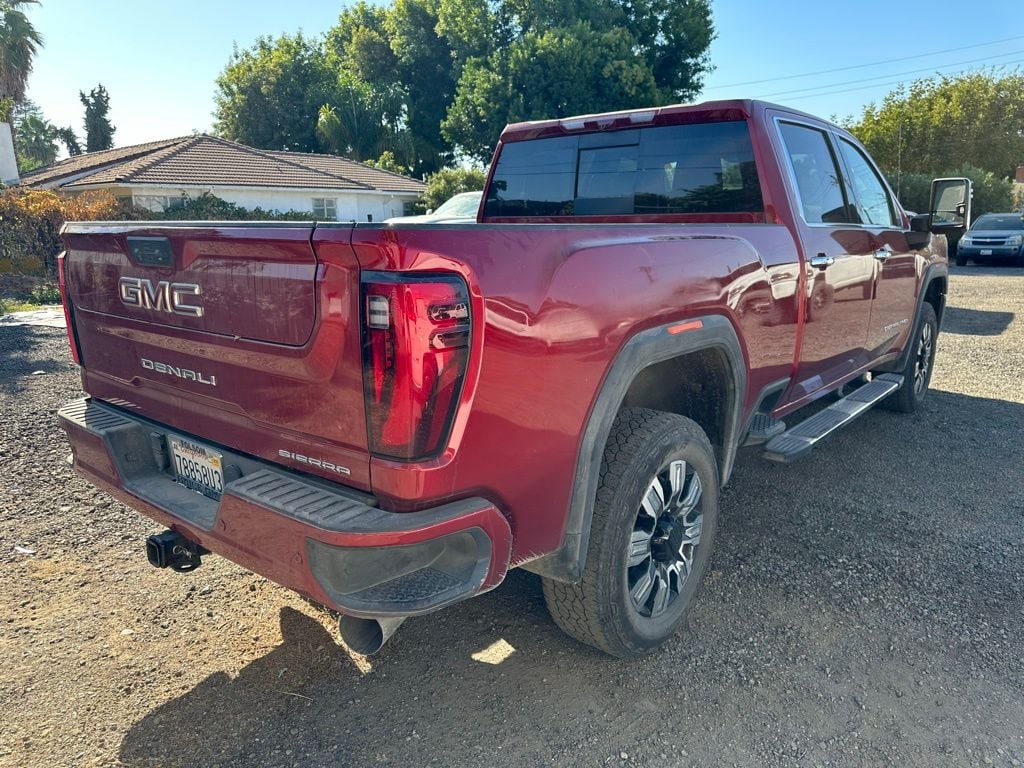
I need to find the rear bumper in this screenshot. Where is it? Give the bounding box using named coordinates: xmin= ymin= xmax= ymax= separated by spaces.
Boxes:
xmin=57 ymin=398 xmax=512 ymax=618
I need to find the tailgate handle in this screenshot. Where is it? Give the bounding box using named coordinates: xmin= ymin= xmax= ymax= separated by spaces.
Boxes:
xmin=127 ymin=236 xmax=174 ymax=267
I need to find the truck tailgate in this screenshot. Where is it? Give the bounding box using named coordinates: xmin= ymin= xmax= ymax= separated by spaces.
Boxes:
xmin=62 ymin=223 xmax=371 ymax=489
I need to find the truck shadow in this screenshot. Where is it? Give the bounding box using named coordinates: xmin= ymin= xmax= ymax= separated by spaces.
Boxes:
xmin=0 ymin=326 xmax=72 ymax=396
xmin=117 ymin=389 xmax=1024 ymax=767
xmin=941 ymin=306 xmax=1015 ymax=336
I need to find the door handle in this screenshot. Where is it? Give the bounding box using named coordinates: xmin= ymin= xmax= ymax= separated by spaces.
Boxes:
xmin=873 ymin=245 xmax=893 ymax=261
xmin=810 ymin=253 xmax=834 ymax=269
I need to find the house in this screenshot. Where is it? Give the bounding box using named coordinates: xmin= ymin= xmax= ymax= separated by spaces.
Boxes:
xmin=18 ymin=134 xmax=425 ymax=221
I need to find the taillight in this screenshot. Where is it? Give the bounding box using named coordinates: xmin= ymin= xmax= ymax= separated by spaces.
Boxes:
xmin=57 ymin=251 xmax=82 ymax=365
xmin=361 ymin=272 xmax=471 ymax=460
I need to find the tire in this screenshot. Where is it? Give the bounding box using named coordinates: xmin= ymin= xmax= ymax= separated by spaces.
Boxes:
xmin=884 ymin=302 xmax=938 ymax=413
xmin=955 ymin=250 xmax=968 ymax=267
xmin=542 ymin=408 xmax=719 ymax=658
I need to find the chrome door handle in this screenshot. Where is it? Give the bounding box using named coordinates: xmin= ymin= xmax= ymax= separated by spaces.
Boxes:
xmin=873 ymin=245 xmax=893 ymax=261
xmin=810 ymin=254 xmax=834 ymax=269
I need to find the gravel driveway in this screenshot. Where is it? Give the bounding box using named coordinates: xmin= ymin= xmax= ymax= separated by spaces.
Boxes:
xmin=2 ymin=266 xmax=1022 ymax=768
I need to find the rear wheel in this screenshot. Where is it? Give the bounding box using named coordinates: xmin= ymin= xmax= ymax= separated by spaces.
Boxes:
xmin=884 ymin=302 xmax=938 ymax=413
xmin=542 ymin=408 xmax=719 ymax=658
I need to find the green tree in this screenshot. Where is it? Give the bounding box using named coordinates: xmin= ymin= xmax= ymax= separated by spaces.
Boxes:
xmin=214 ymin=33 xmax=333 ymax=151
xmin=55 ymin=125 xmax=80 ymax=156
xmin=325 ymin=0 xmax=455 ymax=176
xmin=440 ymin=0 xmax=715 ymax=162
xmin=889 ymin=166 xmax=1014 ymax=220
xmin=315 ymin=74 xmax=408 ymax=162
xmin=11 ymin=99 xmax=54 ymax=171
xmin=80 ymin=83 xmax=114 ymax=151
xmin=846 ymin=71 xmax=1024 ymax=181
xmin=0 ymin=0 xmax=42 ymax=104
xmin=421 ymin=166 xmax=487 ymax=211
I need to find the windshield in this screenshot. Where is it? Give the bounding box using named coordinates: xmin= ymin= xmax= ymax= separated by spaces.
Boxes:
xmin=433 ymin=192 xmax=482 ymax=217
xmin=971 ymin=214 xmax=1024 ymax=231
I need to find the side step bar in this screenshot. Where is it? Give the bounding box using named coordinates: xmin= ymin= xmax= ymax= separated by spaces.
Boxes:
xmin=763 ymin=373 xmax=903 ymax=463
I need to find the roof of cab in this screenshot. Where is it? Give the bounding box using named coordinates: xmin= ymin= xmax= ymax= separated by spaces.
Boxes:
xmin=499 ymin=99 xmax=838 ymax=143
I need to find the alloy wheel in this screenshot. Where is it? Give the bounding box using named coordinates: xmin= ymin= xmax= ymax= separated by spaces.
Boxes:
xmin=626 ymin=460 xmax=704 ymax=618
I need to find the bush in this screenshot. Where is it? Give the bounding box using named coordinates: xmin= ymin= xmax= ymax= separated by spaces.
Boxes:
xmin=0 ymin=189 xmax=121 ymax=276
xmin=0 ymin=189 xmax=317 ymax=277
xmin=415 ymin=167 xmax=488 ymax=214
xmin=888 ymin=166 xmax=1014 ymax=219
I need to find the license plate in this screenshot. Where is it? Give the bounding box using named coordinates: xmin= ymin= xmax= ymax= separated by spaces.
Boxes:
xmin=170 ymin=437 xmax=224 ymax=500
xmin=981 ymin=249 xmax=993 ymax=255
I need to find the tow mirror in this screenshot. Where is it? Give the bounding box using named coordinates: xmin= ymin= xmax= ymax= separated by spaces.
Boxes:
xmin=929 ymin=177 xmax=972 ymax=231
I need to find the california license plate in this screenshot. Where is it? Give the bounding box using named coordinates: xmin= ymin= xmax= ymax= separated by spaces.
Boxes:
xmin=981 ymin=249 xmax=993 ymax=255
xmin=170 ymin=437 xmax=224 ymax=500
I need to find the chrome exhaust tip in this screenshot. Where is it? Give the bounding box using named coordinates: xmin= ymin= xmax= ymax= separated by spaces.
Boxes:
xmin=337 ymin=615 xmax=406 ymax=656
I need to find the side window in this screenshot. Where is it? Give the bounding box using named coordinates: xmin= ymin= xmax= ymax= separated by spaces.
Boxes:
xmin=836 ymin=138 xmax=898 ymax=227
xmin=778 ymin=122 xmax=852 ymax=225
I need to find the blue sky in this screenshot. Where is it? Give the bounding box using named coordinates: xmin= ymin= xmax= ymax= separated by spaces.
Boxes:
xmin=24 ymin=0 xmax=1024 ymax=150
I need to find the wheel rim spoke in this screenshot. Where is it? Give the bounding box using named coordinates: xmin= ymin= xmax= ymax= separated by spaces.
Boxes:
xmin=627 ymin=528 xmax=653 ymax=567
xmin=678 ymin=472 xmax=702 ymax=515
xmin=640 ymin=478 xmax=665 ymax=521
xmin=650 ymin=566 xmax=671 ymax=616
xmin=630 ymin=561 xmax=656 ymax=606
xmin=665 ymin=460 xmax=686 ymax=508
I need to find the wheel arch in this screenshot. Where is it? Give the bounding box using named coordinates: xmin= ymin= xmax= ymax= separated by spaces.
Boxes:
xmin=523 ymin=314 xmax=746 ymax=583
xmin=874 ymin=262 xmax=948 ymax=374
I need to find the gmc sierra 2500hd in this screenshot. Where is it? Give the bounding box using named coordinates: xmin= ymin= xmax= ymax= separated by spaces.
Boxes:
xmin=57 ymin=100 xmax=967 ymax=658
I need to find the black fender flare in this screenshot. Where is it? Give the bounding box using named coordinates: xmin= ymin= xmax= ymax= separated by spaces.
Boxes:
xmin=523 ymin=314 xmax=747 ymax=583
xmin=874 ymin=262 xmax=948 ymax=374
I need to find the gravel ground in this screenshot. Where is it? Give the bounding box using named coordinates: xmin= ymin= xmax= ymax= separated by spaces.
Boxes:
xmin=1 ymin=265 xmax=1022 ymax=768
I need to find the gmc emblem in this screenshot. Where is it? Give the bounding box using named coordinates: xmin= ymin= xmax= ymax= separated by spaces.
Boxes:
xmin=118 ymin=276 xmax=203 ymax=317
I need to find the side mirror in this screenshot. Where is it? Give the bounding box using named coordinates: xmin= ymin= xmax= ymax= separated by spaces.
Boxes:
xmin=906 ymin=212 xmax=932 ymax=249
xmin=929 ymin=177 xmax=973 ymax=232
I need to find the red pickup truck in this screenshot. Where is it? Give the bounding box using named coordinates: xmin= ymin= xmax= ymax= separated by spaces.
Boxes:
xmin=57 ymin=100 xmax=965 ymax=658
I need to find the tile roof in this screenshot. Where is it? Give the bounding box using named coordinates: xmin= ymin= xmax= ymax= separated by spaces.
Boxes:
xmin=18 ymin=137 xmax=188 ymax=187
xmin=266 ymin=151 xmax=426 ymax=193
xmin=22 ymin=135 xmax=426 ymax=195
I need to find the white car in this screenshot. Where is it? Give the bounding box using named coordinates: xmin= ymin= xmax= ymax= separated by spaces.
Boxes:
xmin=385 ymin=191 xmax=482 ymax=224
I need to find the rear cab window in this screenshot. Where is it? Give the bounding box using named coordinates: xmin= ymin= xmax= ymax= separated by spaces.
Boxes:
xmin=484 ymin=121 xmax=764 ymax=220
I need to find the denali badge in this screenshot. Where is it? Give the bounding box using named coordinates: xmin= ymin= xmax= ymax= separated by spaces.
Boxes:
xmin=278 ymin=449 xmax=351 ymax=476
xmin=141 ymin=357 xmax=217 ymax=386
xmin=119 ymin=276 xmax=203 ymax=317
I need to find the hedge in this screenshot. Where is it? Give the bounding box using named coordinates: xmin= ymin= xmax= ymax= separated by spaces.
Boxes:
xmin=0 ymin=189 xmax=317 ymax=277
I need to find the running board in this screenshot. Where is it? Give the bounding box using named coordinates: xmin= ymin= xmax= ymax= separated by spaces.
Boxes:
xmin=743 ymin=413 xmax=786 ymax=446
xmin=762 ymin=374 xmax=903 ymax=463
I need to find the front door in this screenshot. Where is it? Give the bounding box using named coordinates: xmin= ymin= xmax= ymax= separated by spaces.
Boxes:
xmin=833 ymin=136 xmax=918 ymax=358
xmin=775 ymin=121 xmax=876 ymax=407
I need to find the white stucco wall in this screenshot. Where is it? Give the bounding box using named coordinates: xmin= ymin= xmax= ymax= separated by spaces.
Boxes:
xmin=0 ymin=122 xmax=19 ymax=185
xmin=104 ymin=184 xmax=416 ymax=221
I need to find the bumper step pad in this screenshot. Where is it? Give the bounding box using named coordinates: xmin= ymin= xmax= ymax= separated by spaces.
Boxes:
xmin=763 ymin=374 xmax=903 ymax=463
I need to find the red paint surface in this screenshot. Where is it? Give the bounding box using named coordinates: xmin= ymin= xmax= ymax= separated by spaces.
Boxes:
xmin=59 ymin=99 xmax=941 ymax=591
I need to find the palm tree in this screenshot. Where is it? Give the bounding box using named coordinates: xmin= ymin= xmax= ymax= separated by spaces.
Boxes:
xmin=16 ymin=111 xmax=56 ymax=168
xmin=0 ymin=0 xmax=42 ymax=104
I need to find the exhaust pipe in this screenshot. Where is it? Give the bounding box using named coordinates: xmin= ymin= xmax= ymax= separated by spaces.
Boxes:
xmin=337 ymin=615 xmax=406 ymax=656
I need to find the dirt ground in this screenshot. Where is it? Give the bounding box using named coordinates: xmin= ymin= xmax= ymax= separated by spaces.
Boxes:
xmin=2 ymin=266 xmax=1022 ymax=768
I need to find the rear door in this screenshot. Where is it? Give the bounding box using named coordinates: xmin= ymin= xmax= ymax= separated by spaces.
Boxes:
xmin=63 ymin=222 xmax=372 ymax=489
xmin=774 ymin=120 xmax=875 ymax=405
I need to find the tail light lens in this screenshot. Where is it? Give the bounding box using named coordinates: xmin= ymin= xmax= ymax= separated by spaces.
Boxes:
xmin=361 ymin=272 xmax=471 ymax=460
xmin=57 ymin=251 xmax=82 ymax=365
